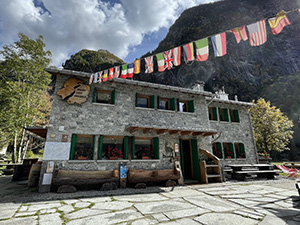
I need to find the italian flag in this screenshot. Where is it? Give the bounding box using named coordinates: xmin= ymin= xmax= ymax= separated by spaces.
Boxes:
xmin=120 ymin=64 xmax=127 ymax=79
xmin=195 ymin=38 xmax=209 ymax=62
xmin=156 ymin=53 xmax=165 ymax=72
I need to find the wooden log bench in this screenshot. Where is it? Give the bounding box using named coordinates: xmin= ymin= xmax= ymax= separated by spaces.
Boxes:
xmin=227 ymin=164 xmax=279 ymax=181
xmin=51 ymin=169 xmax=119 ymax=192
xmin=127 ymin=168 xmax=180 ymax=187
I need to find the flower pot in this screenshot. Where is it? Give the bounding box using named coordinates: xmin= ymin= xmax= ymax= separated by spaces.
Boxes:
xmin=142 ymin=156 xmax=149 ymax=159
xmin=227 ymin=156 xmax=231 ymax=159
xmin=78 ymin=156 xmax=87 ymax=160
xmin=109 ymin=157 xmax=118 ymax=160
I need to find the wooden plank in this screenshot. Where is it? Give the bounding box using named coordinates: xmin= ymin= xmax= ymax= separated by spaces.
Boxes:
xmin=156 ymin=129 xmax=168 ymax=134
xmin=169 ymin=130 xmax=180 ymax=135
xmin=143 ymin=128 xmax=153 ymax=134
xmin=128 ymin=127 xmax=141 ymax=133
xmin=57 ymin=169 xmax=119 ymax=179
xmin=180 ymin=131 xmax=192 ymax=135
xmin=234 ymin=170 xmax=278 ymax=174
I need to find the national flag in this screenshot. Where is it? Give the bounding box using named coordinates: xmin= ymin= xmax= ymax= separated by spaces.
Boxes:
xmin=164 ymin=50 xmax=173 ymax=70
xmin=156 ymin=53 xmax=165 ymax=72
xmin=195 ymin=38 xmax=209 ymax=62
xmin=231 ymin=26 xmax=248 ymax=43
xmin=97 ymin=71 xmax=102 ymax=83
xmin=108 ymin=68 xmax=114 ymax=80
xmin=103 ymin=70 xmax=108 ymax=82
xmin=145 ymin=56 xmax=154 ymax=73
xmin=93 ymin=72 xmax=98 ymax=83
xmin=268 ymin=11 xmax=291 ymax=35
xmin=211 ymin=32 xmax=227 ymax=57
xmin=120 ymin=64 xmax=127 ymax=79
xmin=127 ymin=63 xmax=134 ymax=78
xmin=247 ymin=20 xmax=267 ymax=46
xmin=113 ymin=66 xmax=120 ymax=78
xmin=172 ymin=46 xmax=181 ymax=66
xmin=134 ymin=59 xmax=140 ymax=74
xmin=89 ymin=74 xmax=93 ymax=85
xmin=183 ymin=42 xmax=194 ymax=62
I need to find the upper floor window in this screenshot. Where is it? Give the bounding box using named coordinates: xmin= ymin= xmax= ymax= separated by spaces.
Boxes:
xmin=178 ymin=99 xmax=194 ymax=113
xmin=219 ymin=108 xmax=229 ymax=122
xmin=93 ymin=88 xmax=115 ymax=104
xmin=230 ymin=109 xmax=240 ymax=123
xmin=70 ymin=134 xmax=95 ymax=160
xmin=208 ymin=107 xmax=218 ymax=121
xmin=158 ymin=97 xmax=176 ymax=111
xmin=136 ymin=93 xmax=155 ymax=108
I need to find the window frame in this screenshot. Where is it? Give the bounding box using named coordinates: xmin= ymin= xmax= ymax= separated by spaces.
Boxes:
xmin=177 ymin=99 xmax=195 ymax=113
xmin=234 ymin=142 xmax=246 ymax=159
xmin=230 ymin=109 xmax=240 ymax=123
xmin=132 ymin=137 xmax=159 ymax=160
xmin=223 ymin=142 xmax=235 ymax=159
xmin=136 ymin=93 xmax=155 ymax=109
xmin=212 ymin=142 xmax=223 ymax=159
xmin=70 ymin=134 xmax=95 ymax=160
xmin=98 ymin=135 xmax=128 ymax=160
xmin=219 ymin=107 xmax=229 ymax=122
xmin=93 ymin=88 xmax=115 ymax=104
xmin=208 ymin=107 xmax=218 ymax=121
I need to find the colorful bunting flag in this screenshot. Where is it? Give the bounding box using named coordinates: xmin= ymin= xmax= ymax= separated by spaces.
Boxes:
xmin=89 ymin=74 xmax=93 ymax=85
xmin=93 ymin=72 xmax=98 ymax=83
xmin=156 ymin=53 xmax=165 ymax=72
xmin=108 ymin=68 xmax=114 ymax=80
xmin=231 ymin=26 xmax=248 ymax=43
xmin=195 ymin=38 xmax=209 ymax=62
xmin=268 ymin=11 xmax=290 ymax=35
xmin=183 ymin=42 xmax=195 ymax=63
xmin=127 ymin=63 xmax=134 ymax=78
xmin=134 ymin=59 xmax=140 ymax=74
xmin=247 ymin=20 xmax=267 ymax=46
xmin=97 ymin=71 xmax=102 ymax=83
xmin=145 ymin=56 xmax=154 ymax=73
xmin=172 ymin=47 xmax=181 ymax=66
xmin=113 ymin=66 xmax=120 ymax=78
xmin=120 ymin=65 xmax=127 ymax=79
xmin=103 ymin=70 xmax=108 ymax=82
xmin=164 ymin=50 xmax=173 ymax=70
xmin=211 ymin=33 xmax=227 ymax=57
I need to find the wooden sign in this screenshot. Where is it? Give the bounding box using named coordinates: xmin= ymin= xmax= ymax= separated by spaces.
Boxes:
xmin=174 ymin=143 xmax=179 ymax=153
xmin=57 ymin=78 xmax=90 ymax=104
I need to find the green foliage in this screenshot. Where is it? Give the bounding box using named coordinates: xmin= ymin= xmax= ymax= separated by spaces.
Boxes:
xmin=0 ymin=33 xmax=52 ymax=160
xmin=250 ymin=98 xmax=294 ymax=155
xmin=62 ymin=49 xmax=125 ymax=73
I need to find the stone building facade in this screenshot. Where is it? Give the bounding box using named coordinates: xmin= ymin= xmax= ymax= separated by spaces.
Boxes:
xmin=40 ymin=68 xmax=258 ymax=188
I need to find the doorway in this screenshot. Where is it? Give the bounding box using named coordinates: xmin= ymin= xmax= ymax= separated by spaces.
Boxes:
xmin=180 ymin=139 xmax=201 ymax=182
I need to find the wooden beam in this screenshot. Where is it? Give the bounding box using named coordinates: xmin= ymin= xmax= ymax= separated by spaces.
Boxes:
xmin=181 ymin=131 xmax=192 ymax=136
xmin=169 ymin=130 xmax=180 ymax=135
xmin=143 ymin=128 xmax=153 ymax=134
xmin=157 ymin=129 xmax=168 ymax=134
xmin=128 ymin=127 xmax=141 ymax=133
xmin=192 ymin=131 xmax=203 ymax=136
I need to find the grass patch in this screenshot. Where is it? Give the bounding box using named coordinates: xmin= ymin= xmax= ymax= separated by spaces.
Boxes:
xmin=87 ymin=203 xmax=95 ymax=208
xmin=111 ymin=196 xmax=117 ymax=201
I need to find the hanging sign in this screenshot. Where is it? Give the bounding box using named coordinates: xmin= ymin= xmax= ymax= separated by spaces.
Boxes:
xmin=174 ymin=143 xmax=179 ymax=153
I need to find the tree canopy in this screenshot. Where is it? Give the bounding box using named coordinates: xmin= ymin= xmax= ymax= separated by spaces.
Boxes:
xmin=250 ymin=98 xmax=294 ymax=156
xmin=0 ymin=33 xmax=52 ymax=162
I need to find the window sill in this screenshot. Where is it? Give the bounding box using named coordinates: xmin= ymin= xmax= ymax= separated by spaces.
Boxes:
xmin=69 ymin=160 xmax=95 ymax=162
xmin=92 ymin=102 xmax=115 ymax=107
xmin=177 ymin=111 xmax=194 ymax=115
xmin=157 ymin=109 xmax=175 ymax=113
xmin=97 ymin=159 xmax=130 ymax=162
xmin=131 ymin=159 xmax=160 ymax=162
xmin=136 ymin=107 xmax=155 ymax=111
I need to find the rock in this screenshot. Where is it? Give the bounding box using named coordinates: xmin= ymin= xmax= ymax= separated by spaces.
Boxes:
xmin=135 ymin=183 xmax=147 ymax=189
xmin=57 ymin=185 xmax=77 ymax=193
xmin=165 ymin=180 xmax=177 ymax=187
xmin=100 ymin=182 xmax=117 ymax=191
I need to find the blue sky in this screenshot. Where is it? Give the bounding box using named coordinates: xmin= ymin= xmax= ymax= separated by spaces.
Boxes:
xmin=0 ymin=0 xmax=218 ymax=67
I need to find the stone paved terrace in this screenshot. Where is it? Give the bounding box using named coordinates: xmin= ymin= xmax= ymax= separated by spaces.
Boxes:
xmin=0 ymin=176 xmax=300 ymax=225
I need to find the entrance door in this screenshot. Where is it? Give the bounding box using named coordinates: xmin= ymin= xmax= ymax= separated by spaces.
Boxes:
xmin=179 ymin=139 xmax=201 ymax=181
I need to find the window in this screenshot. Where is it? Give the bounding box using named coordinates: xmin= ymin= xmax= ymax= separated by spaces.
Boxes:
xmin=230 ymin=109 xmax=240 ymax=123
xmin=212 ymin=142 xmax=223 ymax=159
xmin=93 ymin=88 xmax=115 ymax=104
xmin=136 ymin=93 xmax=155 ymax=108
xmin=235 ymin=143 xmax=246 ymax=158
xmin=209 ymin=107 xmax=218 ymax=121
xmin=223 ymin=142 xmax=234 ymax=159
xmin=158 ymin=97 xmax=176 ymax=110
xmin=98 ymin=136 xmax=128 ymax=160
xmin=219 ymin=108 xmax=229 ymax=122
xmin=177 ymin=99 xmax=194 ymax=113
xmin=70 ymin=134 xmax=94 ymax=160
xmin=133 ymin=137 xmax=159 ymax=159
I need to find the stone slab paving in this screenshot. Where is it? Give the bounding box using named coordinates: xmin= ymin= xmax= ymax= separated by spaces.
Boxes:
xmin=1 ymin=179 xmax=300 ymax=224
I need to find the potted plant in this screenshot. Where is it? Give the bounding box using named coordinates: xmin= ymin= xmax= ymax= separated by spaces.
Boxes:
xmin=137 ymin=147 xmax=154 ymax=159
xmin=107 ymin=146 xmax=123 ymax=160
xmin=77 ymin=148 xmax=88 ymax=160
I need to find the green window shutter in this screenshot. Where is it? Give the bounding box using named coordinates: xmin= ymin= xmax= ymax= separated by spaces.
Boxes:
xmin=216 ymin=142 xmax=223 ymax=158
xmin=92 ymin=135 xmax=95 ymax=159
xmin=70 ymin=134 xmax=77 ymax=160
xmin=212 ymin=107 xmax=218 ymax=120
xmin=135 ymin=93 xmax=138 ymax=107
xmin=230 ymin=109 xmax=233 ymax=122
xmin=229 ymin=143 xmax=234 ymax=158
xmin=111 ymin=90 xmax=116 ymax=104
xmin=234 ymin=110 xmax=240 ymax=122
xmin=157 ymin=96 xmax=160 ymax=109
xmin=123 ymin=136 xmax=128 ymax=159
xmin=191 ymin=139 xmax=201 ymax=181
xmin=179 ymin=139 xmax=185 ymax=179
xmin=188 ymin=100 xmax=195 ymax=112
xmin=170 ymin=98 xmax=175 ymax=111
xmin=177 ymin=98 xmax=180 ymax=111
xmin=150 ymin=95 xmax=155 ymax=108
xmin=153 ymin=137 xmax=159 ymax=159
xmin=132 ymin=136 xmax=135 ymax=159
xmin=98 ymin=135 xmax=103 ymax=160
xmin=218 ymin=108 xmax=222 ymax=121
xmin=93 ymin=87 xmax=97 ymax=103
xmin=224 ymin=108 xmax=229 ymax=121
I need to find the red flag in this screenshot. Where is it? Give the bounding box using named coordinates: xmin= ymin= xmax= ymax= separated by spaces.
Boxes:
xmin=108 ymin=68 xmax=114 ymax=80
xmin=172 ymin=47 xmax=181 ymax=66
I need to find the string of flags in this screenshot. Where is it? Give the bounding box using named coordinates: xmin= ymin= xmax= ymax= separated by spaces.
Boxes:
xmin=89 ymin=9 xmax=299 ymax=85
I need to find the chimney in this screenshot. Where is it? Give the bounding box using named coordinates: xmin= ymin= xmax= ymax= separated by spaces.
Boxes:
xmin=216 ymin=86 xmax=229 ymax=100
xmin=191 ymin=81 xmax=205 ymax=92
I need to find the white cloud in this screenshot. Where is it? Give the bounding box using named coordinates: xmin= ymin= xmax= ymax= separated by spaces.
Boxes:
xmin=0 ymin=0 xmax=219 ymax=66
